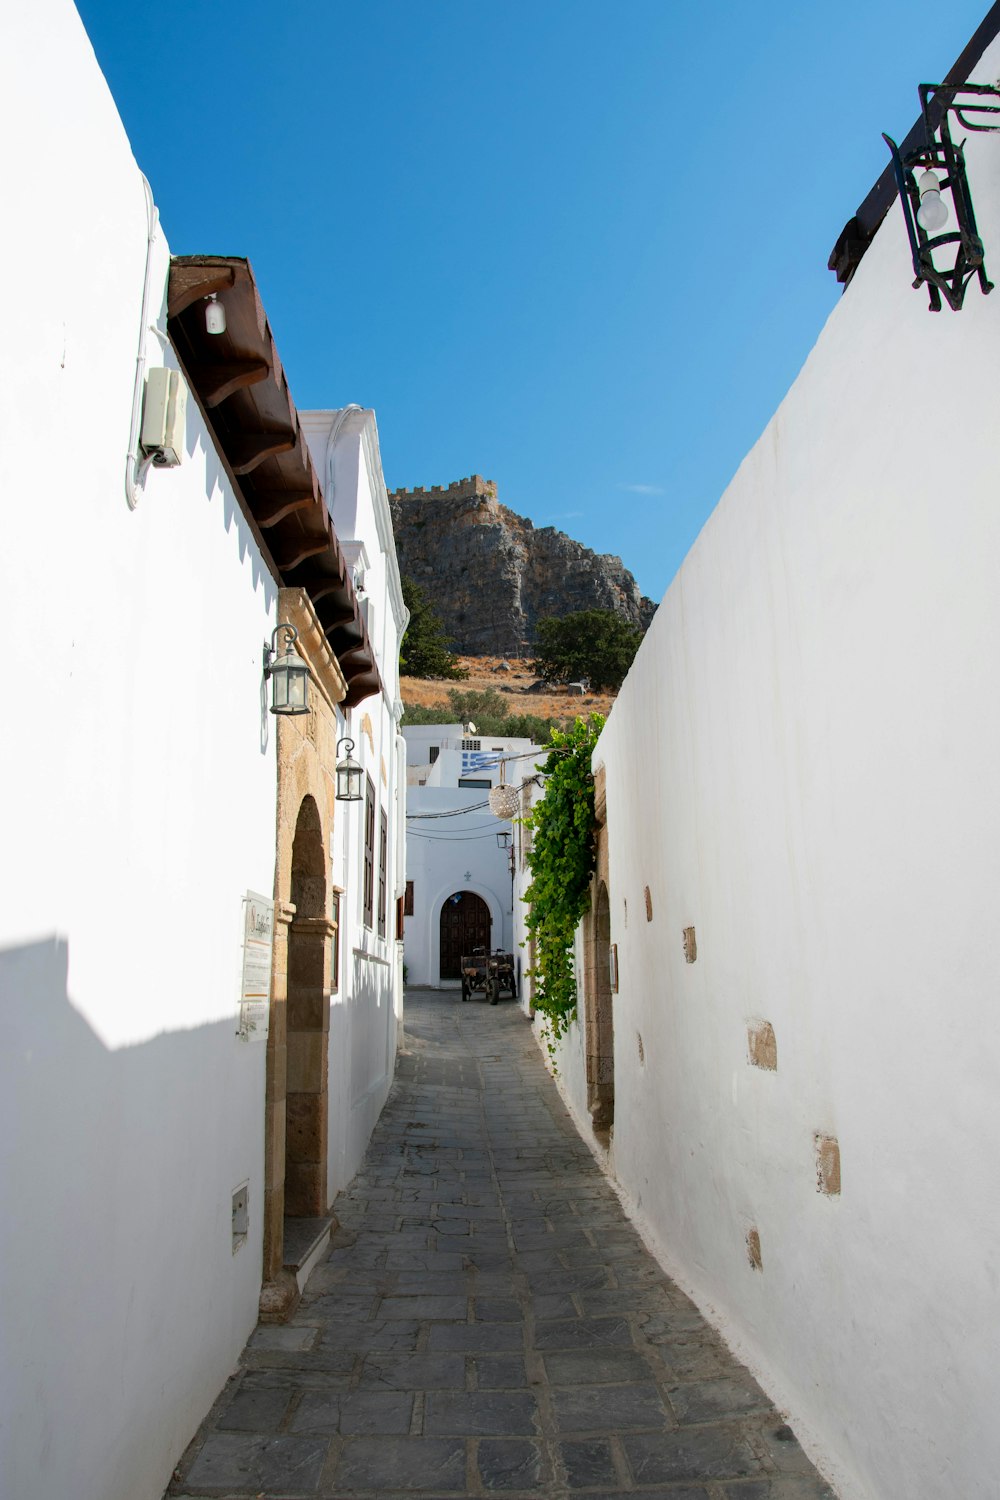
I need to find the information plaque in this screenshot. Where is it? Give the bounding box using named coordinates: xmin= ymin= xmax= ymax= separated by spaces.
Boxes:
xmin=239 ymin=890 xmax=274 ymax=1040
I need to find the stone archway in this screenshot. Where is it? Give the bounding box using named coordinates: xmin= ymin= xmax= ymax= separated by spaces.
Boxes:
xmin=439 ymin=891 xmax=491 ymax=979
xmin=285 ymin=795 xmax=329 ymax=1216
xmin=260 ymin=588 xmax=346 ymax=1322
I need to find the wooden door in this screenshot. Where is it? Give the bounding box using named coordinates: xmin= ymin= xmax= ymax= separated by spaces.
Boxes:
xmin=439 ymin=891 xmax=491 ymax=979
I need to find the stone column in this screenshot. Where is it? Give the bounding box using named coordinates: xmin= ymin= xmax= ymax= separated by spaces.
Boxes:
xmin=260 ymin=900 xmax=296 ymax=1320
xmin=284 ymin=914 xmax=336 ymax=1215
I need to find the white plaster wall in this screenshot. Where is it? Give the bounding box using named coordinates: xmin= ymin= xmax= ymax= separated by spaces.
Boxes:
xmin=553 ymin=42 xmax=1000 ymax=1500
xmin=403 ymin=728 xmax=542 ymax=987
xmin=404 ymin=786 xmax=514 ymax=986
xmin=327 ymin=689 xmax=399 ymax=1199
xmin=404 ymin=724 xmax=461 ymax=766
xmin=305 ymin=412 xmax=408 ymax=1199
xmin=326 ymin=762 xmax=399 ymax=1196
xmin=0 ymin=5 xmax=277 ymax=1498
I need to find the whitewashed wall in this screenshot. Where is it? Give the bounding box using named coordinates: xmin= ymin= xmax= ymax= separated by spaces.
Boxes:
xmin=544 ymin=40 xmax=1000 ymax=1500
xmin=404 ymin=789 xmax=513 ymax=987
xmin=403 ymin=728 xmax=540 ymax=987
xmin=0 ymin=5 xmax=278 ymax=1499
xmin=301 ymin=410 xmax=407 ymax=1195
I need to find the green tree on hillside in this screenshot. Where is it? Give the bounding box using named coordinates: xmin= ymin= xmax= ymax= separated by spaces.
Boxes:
xmin=401 ymin=687 xmax=559 ymax=743
xmin=533 ymin=609 xmax=644 ymax=692
xmin=440 ymin=688 xmax=511 ymax=727
xmin=399 ymin=577 xmax=468 ymax=680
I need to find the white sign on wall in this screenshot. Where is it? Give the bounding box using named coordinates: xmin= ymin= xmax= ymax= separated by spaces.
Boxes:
xmin=239 ymin=890 xmax=273 ymax=1040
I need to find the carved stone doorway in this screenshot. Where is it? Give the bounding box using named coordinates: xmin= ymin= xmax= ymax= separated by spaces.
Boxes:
xmin=260 ymin=587 xmax=346 ymax=1324
xmin=284 ymin=794 xmax=330 ymax=1216
xmin=439 ymin=891 xmax=491 ymax=979
xmin=587 ymin=880 xmax=615 ymax=1141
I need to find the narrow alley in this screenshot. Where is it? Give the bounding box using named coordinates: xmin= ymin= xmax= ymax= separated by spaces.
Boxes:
xmin=169 ymin=989 xmax=834 ymax=1499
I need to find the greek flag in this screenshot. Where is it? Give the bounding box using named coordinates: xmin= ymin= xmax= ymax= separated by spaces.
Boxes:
xmin=462 ymin=751 xmax=502 ymax=776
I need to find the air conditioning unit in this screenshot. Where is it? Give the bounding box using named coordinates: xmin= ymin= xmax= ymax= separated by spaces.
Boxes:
xmin=140 ymin=367 xmax=187 ymax=467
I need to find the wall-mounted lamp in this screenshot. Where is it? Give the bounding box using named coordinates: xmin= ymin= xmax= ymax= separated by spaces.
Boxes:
xmin=263 ymin=624 xmax=309 ymax=715
xmin=205 ymin=294 xmax=226 ymax=335
xmin=496 ymin=830 xmax=512 ymax=850
xmin=884 ymin=82 xmax=1000 ymax=311
xmin=335 ymin=737 xmax=363 ymax=801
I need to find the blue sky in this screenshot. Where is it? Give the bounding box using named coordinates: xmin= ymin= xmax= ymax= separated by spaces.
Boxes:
xmin=77 ymin=0 xmax=988 ymax=601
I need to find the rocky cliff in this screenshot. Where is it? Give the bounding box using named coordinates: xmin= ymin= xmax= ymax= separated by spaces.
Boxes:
xmin=388 ymin=475 xmax=656 ymax=657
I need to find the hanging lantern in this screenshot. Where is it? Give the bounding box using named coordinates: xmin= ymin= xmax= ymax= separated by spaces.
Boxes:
xmin=489 ymin=782 xmax=522 ymax=820
xmin=335 ymin=737 xmax=364 ymax=802
xmin=263 ymin=624 xmax=309 ymax=715
xmin=883 ymin=81 xmax=1000 ymax=312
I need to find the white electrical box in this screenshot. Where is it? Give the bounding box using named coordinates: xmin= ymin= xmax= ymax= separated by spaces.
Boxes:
xmin=140 ymin=366 xmax=187 ymax=467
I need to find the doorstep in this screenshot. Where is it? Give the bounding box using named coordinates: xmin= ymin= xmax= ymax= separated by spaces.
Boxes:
xmin=282 ymin=1215 xmax=334 ymax=1291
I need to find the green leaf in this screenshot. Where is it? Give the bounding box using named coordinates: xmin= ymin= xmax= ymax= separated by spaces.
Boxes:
xmin=521 ymin=714 xmax=604 ymax=1041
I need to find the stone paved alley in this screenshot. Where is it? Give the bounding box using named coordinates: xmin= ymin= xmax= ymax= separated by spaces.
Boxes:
xmin=169 ymin=989 xmax=836 ymax=1500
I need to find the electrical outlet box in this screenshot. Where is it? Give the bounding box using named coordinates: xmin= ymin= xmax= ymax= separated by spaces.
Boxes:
xmin=140 ymin=366 xmax=187 ymax=467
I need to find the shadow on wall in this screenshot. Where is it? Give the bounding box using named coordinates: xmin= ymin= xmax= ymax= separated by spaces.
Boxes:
xmin=183 ymin=381 xmax=278 ymax=605
xmin=325 ymin=951 xmax=395 ymax=1201
xmin=0 ymin=936 xmax=262 ymax=1500
xmin=346 ymin=950 xmax=393 ymax=1101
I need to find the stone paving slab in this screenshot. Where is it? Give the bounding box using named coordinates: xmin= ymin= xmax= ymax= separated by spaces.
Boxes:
xmin=167 ymin=988 xmax=836 ymax=1500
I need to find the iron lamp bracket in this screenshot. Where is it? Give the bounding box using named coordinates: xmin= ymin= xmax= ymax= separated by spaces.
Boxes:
xmin=884 ymin=81 xmax=1000 ymax=311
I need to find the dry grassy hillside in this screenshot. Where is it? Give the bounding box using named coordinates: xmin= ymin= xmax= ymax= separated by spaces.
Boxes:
xmin=400 ymin=655 xmax=616 ymax=728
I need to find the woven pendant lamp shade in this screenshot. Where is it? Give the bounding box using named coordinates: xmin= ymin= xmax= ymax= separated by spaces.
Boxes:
xmin=489 ymin=782 xmax=522 ymax=820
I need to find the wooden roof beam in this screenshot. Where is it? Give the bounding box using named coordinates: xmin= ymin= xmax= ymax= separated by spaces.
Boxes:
xmin=253 ymin=492 xmax=318 ymax=529
xmin=337 ymin=641 xmax=372 ymax=666
xmin=165 ymin=254 xmax=384 ymax=709
xmin=314 ymin=598 xmax=357 ymax=629
xmin=167 ymin=264 xmax=237 ymax=318
xmin=273 ymin=536 xmax=333 ymax=571
xmin=228 ymin=431 xmax=296 ymax=475
xmin=198 ymin=358 xmax=271 ymax=408
xmin=327 ymin=625 xmax=366 ymax=658
xmin=344 ymin=671 xmax=382 ymax=709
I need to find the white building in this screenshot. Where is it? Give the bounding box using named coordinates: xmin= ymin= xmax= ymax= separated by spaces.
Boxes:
xmin=300 ymin=406 xmax=409 ymax=1178
xmin=403 ymin=726 xmax=542 ymax=988
xmin=0 ymin=6 xmax=403 ymax=1497
xmin=531 ymin=25 xmax=1000 ymax=1500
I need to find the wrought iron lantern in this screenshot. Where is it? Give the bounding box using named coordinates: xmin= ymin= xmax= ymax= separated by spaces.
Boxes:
xmin=884 ymin=82 xmax=1000 ymax=311
xmin=263 ymin=623 xmax=309 ymax=715
xmin=496 ymin=830 xmax=512 ymax=850
xmin=335 ymin=737 xmax=363 ymax=802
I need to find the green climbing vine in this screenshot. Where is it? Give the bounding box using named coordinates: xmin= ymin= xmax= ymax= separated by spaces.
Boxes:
xmin=522 ymin=714 xmax=605 ymax=1051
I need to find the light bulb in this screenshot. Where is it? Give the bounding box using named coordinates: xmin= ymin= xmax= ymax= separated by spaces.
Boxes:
xmin=205 ymin=295 xmax=226 ymax=335
xmin=916 ymin=170 xmax=949 ymax=233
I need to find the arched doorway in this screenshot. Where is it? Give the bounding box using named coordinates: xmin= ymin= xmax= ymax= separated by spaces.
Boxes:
xmin=440 ymin=891 xmax=491 ymax=980
xmin=285 ymin=795 xmax=329 ymax=1216
xmin=587 ymin=880 xmax=614 ymax=1141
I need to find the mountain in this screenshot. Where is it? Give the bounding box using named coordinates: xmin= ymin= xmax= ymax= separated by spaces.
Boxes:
xmin=388 ymin=475 xmax=656 ymax=657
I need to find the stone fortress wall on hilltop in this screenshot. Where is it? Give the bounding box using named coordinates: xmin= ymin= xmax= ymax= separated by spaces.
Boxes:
xmin=389 ymin=475 xmax=656 ymax=657
xmin=390 ymin=475 xmax=497 ymax=505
